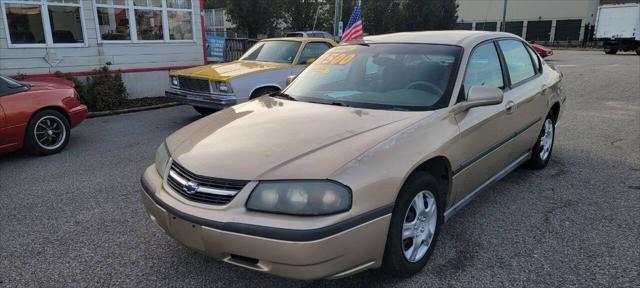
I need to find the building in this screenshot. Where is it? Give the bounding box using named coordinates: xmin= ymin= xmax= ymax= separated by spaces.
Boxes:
xmin=0 ymin=0 xmax=206 ymax=98
xmin=456 ymin=0 xmax=602 ymax=43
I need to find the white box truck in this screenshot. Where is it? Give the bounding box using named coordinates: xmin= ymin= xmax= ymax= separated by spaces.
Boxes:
xmin=594 ymin=3 xmax=640 ymax=55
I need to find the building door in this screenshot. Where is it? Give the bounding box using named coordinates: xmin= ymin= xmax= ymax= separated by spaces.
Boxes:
xmin=526 ymin=20 xmax=553 ymax=41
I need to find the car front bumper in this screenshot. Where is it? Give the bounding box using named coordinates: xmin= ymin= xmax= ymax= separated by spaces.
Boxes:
xmin=166 ymin=88 xmax=237 ymax=109
xmin=140 ymin=166 xmax=391 ymax=280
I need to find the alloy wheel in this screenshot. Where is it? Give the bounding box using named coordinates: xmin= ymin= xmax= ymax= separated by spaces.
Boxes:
xmin=539 ymin=118 xmax=554 ymax=161
xmin=402 ymin=190 xmax=437 ymax=262
xmin=34 ymin=116 xmax=66 ymax=150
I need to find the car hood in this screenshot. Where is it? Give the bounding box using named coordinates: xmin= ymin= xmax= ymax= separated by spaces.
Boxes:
xmin=167 ymin=97 xmax=428 ymax=180
xmin=171 ymin=60 xmax=294 ymax=81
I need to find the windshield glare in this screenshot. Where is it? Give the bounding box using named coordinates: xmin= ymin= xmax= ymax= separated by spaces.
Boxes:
xmin=284 ymin=44 xmax=462 ymax=110
xmin=240 ymin=41 xmax=301 ymax=64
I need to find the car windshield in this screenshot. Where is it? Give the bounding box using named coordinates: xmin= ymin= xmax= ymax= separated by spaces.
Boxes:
xmin=0 ymin=76 xmax=26 ymax=88
xmin=240 ymin=40 xmax=302 ymax=64
xmin=283 ymin=43 xmax=462 ymax=110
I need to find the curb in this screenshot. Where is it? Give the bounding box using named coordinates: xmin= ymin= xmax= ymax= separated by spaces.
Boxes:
xmin=87 ymin=102 xmax=181 ymax=118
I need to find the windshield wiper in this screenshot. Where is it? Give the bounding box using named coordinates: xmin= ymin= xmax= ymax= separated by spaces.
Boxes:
xmin=305 ymin=99 xmax=350 ymax=107
xmin=330 ymin=101 xmax=349 ymax=107
xmin=270 ymin=91 xmax=297 ymax=101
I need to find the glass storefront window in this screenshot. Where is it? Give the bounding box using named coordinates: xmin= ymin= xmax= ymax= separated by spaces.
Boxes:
xmin=97 ymin=7 xmax=131 ymax=40
xmin=48 ymin=5 xmax=84 ymax=43
xmin=168 ymin=10 xmax=192 ymax=40
xmin=5 ymin=3 xmax=46 ymax=44
xmin=135 ymin=9 xmax=163 ymax=40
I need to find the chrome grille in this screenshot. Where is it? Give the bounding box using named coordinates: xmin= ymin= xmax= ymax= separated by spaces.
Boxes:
xmin=178 ymin=77 xmax=211 ymax=93
xmin=166 ymin=161 xmax=248 ymax=205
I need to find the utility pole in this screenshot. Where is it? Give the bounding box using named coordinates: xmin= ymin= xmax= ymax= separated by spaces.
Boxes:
xmin=334 ymin=0 xmax=342 ymax=36
xmin=312 ymin=5 xmax=321 ymax=30
xmin=501 ymin=0 xmax=508 ymax=31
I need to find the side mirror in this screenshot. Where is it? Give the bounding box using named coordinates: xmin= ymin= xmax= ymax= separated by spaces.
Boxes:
xmin=451 ymin=86 xmax=503 ymax=113
xmin=305 ymin=58 xmax=316 ymax=65
xmin=286 ymin=75 xmax=297 ymax=86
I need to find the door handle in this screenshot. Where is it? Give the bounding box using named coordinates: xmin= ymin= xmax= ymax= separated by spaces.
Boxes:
xmin=505 ymin=101 xmax=516 ymax=114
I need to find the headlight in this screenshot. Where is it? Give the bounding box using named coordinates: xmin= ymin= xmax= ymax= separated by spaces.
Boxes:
xmin=211 ymin=81 xmax=233 ymax=93
xmin=246 ymin=181 xmax=351 ymax=215
xmin=170 ymin=76 xmax=179 ymax=88
xmin=155 ymin=142 xmax=170 ymax=176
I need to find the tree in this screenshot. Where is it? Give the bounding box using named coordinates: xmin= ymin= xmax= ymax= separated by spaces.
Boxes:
xmin=224 ymin=0 xmax=283 ymax=38
xmin=397 ymin=0 xmax=458 ymax=32
xmin=204 ymin=0 xmax=225 ymax=9
xmin=282 ymin=0 xmax=332 ymax=32
xmin=361 ymin=0 xmax=401 ymax=35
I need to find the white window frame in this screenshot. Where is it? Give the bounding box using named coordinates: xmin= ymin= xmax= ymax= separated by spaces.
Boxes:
xmin=92 ymin=0 xmax=196 ymax=43
xmin=1 ymin=0 xmax=89 ymax=48
xmin=93 ymin=0 xmax=132 ymax=43
xmin=165 ymin=0 xmax=194 ymax=42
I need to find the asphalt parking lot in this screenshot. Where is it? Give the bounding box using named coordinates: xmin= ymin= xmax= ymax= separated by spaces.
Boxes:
xmin=1 ymin=50 xmax=639 ymax=287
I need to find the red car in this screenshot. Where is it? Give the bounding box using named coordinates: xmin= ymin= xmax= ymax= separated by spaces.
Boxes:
xmin=0 ymin=76 xmax=88 ymax=156
xmin=531 ymin=43 xmax=553 ymax=58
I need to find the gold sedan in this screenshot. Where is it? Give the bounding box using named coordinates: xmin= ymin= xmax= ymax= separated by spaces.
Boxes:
xmin=141 ymin=31 xmax=565 ymax=279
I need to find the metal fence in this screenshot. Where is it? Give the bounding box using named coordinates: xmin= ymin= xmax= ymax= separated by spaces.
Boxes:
xmin=222 ymin=38 xmax=259 ymax=62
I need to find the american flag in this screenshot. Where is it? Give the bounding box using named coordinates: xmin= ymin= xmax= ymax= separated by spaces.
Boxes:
xmin=340 ymin=2 xmax=363 ymax=43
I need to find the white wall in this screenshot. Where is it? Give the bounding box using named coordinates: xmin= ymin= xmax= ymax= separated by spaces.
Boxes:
xmin=456 ymin=0 xmax=601 ymax=42
xmin=0 ymin=0 xmax=204 ymax=98
xmin=457 ymin=0 xmax=600 ymax=24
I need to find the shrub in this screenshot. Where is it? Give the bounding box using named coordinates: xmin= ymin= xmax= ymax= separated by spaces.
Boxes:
xmin=86 ymin=66 xmax=127 ymax=111
xmin=54 ymin=64 xmax=127 ymax=111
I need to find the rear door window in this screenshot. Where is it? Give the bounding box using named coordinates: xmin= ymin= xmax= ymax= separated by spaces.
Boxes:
xmin=498 ymin=40 xmax=536 ymax=85
xmin=525 ymin=45 xmax=541 ymax=72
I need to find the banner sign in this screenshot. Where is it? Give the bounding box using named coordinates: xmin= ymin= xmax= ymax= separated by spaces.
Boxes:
xmin=207 ymin=35 xmax=225 ymax=62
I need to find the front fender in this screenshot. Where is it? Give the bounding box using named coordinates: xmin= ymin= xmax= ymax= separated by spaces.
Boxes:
xmin=230 ymin=68 xmax=296 ymax=102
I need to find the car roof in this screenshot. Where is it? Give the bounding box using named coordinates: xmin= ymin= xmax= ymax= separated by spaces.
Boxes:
xmin=363 ymin=30 xmax=519 ymax=47
xmin=262 ymin=37 xmax=335 ymax=44
xmin=287 ymin=31 xmax=329 ymax=34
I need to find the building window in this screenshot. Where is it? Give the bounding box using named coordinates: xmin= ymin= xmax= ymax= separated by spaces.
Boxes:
xmin=96 ymin=0 xmax=131 ymax=40
xmin=48 ymin=4 xmax=84 ymax=43
xmin=3 ymin=0 xmax=86 ymax=47
xmin=94 ymin=0 xmax=194 ymax=42
xmin=167 ymin=0 xmax=192 ymax=40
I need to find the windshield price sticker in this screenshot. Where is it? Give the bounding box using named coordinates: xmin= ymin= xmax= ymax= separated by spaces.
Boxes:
xmin=317 ymin=53 xmax=356 ymax=65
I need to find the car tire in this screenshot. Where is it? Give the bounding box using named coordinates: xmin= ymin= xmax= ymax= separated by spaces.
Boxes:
xmin=382 ymin=171 xmax=443 ymax=278
xmin=250 ymin=87 xmax=279 ymax=99
xmin=24 ymin=109 xmax=70 ymax=156
xmin=604 ymin=47 xmax=618 ymax=55
xmin=193 ymin=106 xmax=218 ymax=115
xmin=635 ymin=47 xmax=640 ymax=55
xmin=525 ymin=112 xmax=556 ymax=169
